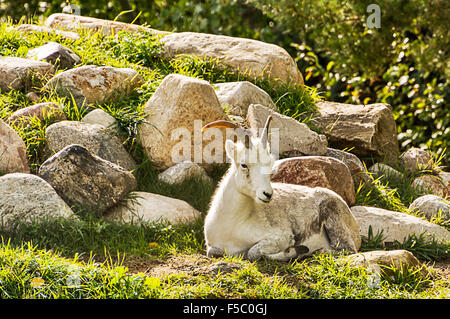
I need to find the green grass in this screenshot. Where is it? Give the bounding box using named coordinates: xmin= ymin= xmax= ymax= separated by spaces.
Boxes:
xmin=0 ymin=20 xmax=448 ymax=299
xmin=1 ymin=240 xmax=447 ymax=299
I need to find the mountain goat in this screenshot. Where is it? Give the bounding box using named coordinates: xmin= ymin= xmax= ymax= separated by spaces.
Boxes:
xmin=203 ymin=116 xmax=361 ymax=261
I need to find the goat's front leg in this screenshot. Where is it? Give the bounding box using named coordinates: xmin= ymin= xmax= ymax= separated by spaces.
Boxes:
xmin=206 ymin=246 xmax=225 ymax=258
xmin=247 ymin=235 xmax=296 ymax=262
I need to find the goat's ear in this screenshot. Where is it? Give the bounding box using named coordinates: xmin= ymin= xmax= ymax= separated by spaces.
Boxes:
xmin=225 ymin=139 xmax=237 ymax=163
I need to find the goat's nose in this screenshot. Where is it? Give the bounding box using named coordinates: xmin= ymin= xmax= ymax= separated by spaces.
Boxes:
xmin=263 ymin=191 xmax=272 ymax=200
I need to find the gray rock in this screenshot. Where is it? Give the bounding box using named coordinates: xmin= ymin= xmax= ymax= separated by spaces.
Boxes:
xmin=326 ymin=148 xmax=371 ymax=184
xmin=44 ymin=65 xmax=143 ymax=107
xmin=344 ymin=250 xmax=428 ymax=277
xmin=409 ymin=195 xmax=450 ymax=221
xmin=104 ymin=191 xmax=201 ymax=225
xmin=81 ymin=109 xmax=119 ymax=131
xmin=8 ymin=102 xmax=66 ymax=127
xmin=0 ymin=56 xmax=54 ymax=92
xmin=0 ymin=119 xmax=29 ymax=174
xmin=351 ymin=205 xmax=450 ymax=244
xmin=0 ymin=173 xmax=75 ymax=229
xmin=46 ymin=120 xmax=136 ymax=171
xmin=368 ymin=163 xmax=404 ymax=180
xmin=15 ymin=24 xmax=80 ymax=40
xmin=39 ymin=144 xmax=137 ymax=213
xmin=213 ymin=81 xmax=276 ymax=117
xmin=247 ymin=104 xmax=328 ymax=157
xmin=158 ymin=161 xmax=213 ymax=185
xmin=412 ymin=175 xmax=446 ymax=198
xmin=45 ymin=13 xmax=166 ymax=37
xmin=160 ymin=32 xmax=304 ymax=86
xmin=27 ymin=41 xmax=81 ymax=69
xmin=400 ymin=148 xmax=434 ymax=173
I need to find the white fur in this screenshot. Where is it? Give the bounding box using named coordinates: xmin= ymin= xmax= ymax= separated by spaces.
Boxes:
xmin=204 ymin=136 xmax=361 ymax=261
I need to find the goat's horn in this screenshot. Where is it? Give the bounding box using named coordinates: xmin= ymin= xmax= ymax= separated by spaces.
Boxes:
xmin=260 ymin=115 xmax=273 ymax=147
xmin=202 ymin=120 xmax=239 ymax=132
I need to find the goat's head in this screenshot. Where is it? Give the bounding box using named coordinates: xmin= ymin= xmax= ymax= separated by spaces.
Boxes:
xmin=202 ymin=116 xmax=274 ymax=203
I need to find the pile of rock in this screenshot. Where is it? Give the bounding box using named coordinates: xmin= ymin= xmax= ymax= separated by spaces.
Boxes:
xmin=0 ymin=14 xmax=448 ymax=272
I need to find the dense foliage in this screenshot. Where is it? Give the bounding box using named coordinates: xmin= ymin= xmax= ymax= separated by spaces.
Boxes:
xmin=249 ymin=0 xmax=449 ymax=165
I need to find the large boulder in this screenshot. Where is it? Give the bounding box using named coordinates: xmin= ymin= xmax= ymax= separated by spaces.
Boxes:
xmin=351 ymin=206 xmax=450 ymax=244
xmin=44 ymin=65 xmax=143 ymax=107
xmin=247 ymin=104 xmax=328 ymax=157
xmin=0 ymin=173 xmax=75 ymax=229
xmin=271 ymin=156 xmax=356 ymax=206
xmin=26 ymin=41 xmax=81 ymax=70
xmin=45 ymin=13 xmax=166 ymax=36
xmin=38 ymin=144 xmax=137 ymax=213
xmin=104 ymin=191 xmax=201 ymax=225
xmin=213 ymin=81 xmax=276 ymax=117
xmin=314 ymin=102 xmax=399 ymax=162
xmin=0 ymin=57 xmax=54 ymax=92
xmin=160 ymin=32 xmax=303 ymax=86
xmin=45 ymin=120 xmax=136 ymax=171
xmin=0 ymin=119 xmax=29 ymax=174
xmin=137 ymin=74 xmax=229 ymax=170
xmin=8 ymin=102 xmax=66 ymax=127
xmin=409 ymin=195 xmax=450 ymax=221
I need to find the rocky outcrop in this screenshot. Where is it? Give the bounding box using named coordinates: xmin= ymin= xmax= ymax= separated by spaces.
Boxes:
xmin=44 ymin=65 xmax=143 ymax=107
xmin=27 ymin=42 xmax=81 ymax=70
xmin=38 ymin=144 xmax=136 ymax=213
xmin=314 ymin=102 xmax=399 ymax=162
xmin=0 ymin=119 xmax=29 ymax=174
xmin=137 ymin=74 xmax=228 ymax=170
xmin=104 ymin=191 xmax=201 ymax=225
xmin=213 ymin=81 xmax=276 ymax=117
xmin=351 ymin=205 xmax=450 ymax=244
xmin=46 ymin=120 xmax=136 ymax=171
xmin=0 ymin=57 xmax=54 ymax=92
xmin=247 ymin=104 xmax=328 ymax=157
xmin=271 ymin=156 xmax=356 ymax=206
xmin=0 ymin=173 xmax=75 ymax=229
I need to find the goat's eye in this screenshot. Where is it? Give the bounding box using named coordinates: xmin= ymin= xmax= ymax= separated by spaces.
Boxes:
xmin=240 ymin=163 xmax=248 ymax=169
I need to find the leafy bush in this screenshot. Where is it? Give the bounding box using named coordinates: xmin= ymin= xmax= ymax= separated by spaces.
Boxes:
xmin=249 ymin=0 xmax=449 ymax=167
